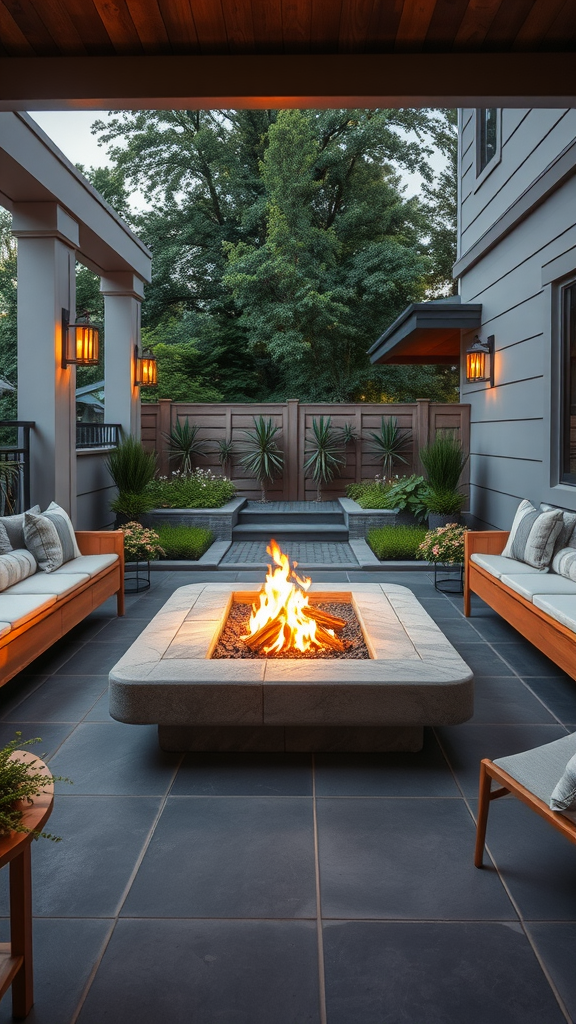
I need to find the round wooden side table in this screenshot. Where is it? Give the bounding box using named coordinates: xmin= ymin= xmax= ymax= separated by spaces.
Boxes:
xmin=0 ymin=751 xmax=54 ymax=1019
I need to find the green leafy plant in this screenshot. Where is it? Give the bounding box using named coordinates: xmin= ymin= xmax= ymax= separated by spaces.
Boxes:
xmin=105 ymin=436 xmax=157 ymax=494
xmin=239 ymin=417 xmax=284 ymax=503
xmin=365 ymin=417 xmax=412 ymax=483
xmin=340 ymin=422 xmax=358 ymax=446
xmin=0 ymin=734 xmax=71 ymax=842
xmin=367 ymin=525 xmax=427 ymax=561
xmin=110 ymin=490 xmax=155 ymax=520
xmin=120 ymin=522 xmax=165 ymax=561
xmin=419 ymin=431 xmax=468 ymax=492
xmin=385 ymin=475 xmax=429 ymax=522
xmin=146 ymin=469 xmax=235 ymax=509
xmin=213 ymin=438 xmax=235 ymax=474
xmin=304 ymin=416 xmax=346 ymax=502
xmin=163 ymin=419 xmax=208 ymax=475
xmin=346 ymin=480 xmax=392 ymax=509
xmin=424 ymin=489 xmax=465 ymax=516
xmin=417 ymin=524 xmax=469 ymax=565
xmin=156 ymin=524 xmax=214 ymax=560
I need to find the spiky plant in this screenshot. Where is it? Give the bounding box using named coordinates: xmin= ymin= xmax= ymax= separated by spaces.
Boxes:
xmin=105 ymin=436 xmax=157 ymax=494
xmin=365 ymin=417 xmax=412 ymax=483
xmin=162 ymin=419 xmax=208 ymax=475
xmin=419 ymin=431 xmax=468 ymax=492
xmin=340 ymin=422 xmax=358 ymax=446
xmin=213 ymin=438 xmax=235 ymax=476
xmin=304 ymin=416 xmax=346 ymax=502
xmin=239 ymin=416 xmax=284 ymax=503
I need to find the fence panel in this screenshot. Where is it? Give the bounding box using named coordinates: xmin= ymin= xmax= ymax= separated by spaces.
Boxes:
xmin=140 ymin=399 xmax=470 ymax=501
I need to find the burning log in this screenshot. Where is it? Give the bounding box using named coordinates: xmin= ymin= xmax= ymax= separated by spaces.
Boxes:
xmin=307 ymin=607 xmax=346 ymax=632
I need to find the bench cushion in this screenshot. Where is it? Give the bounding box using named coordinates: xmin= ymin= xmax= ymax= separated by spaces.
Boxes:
xmin=0 ymin=622 xmax=10 ymax=639
xmin=500 ymin=573 xmax=576 ymax=601
xmin=470 ymin=553 xmax=547 ymax=579
xmin=3 ymin=572 xmax=90 ymax=600
xmin=533 ymin=594 xmax=576 ymax=633
xmin=0 ymin=593 xmax=57 ymax=630
xmin=51 ymin=553 xmax=118 ymax=578
xmin=0 ymin=549 xmax=37 ymax=592
xmin=494 ymin=732 xmax=576 ymax=823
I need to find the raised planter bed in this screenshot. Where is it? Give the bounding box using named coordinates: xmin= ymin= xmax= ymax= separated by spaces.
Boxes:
xmin=338 ymin=497 xmax=419 ymax=538
xmin=142 ymin=497 xmax=246 ymax=541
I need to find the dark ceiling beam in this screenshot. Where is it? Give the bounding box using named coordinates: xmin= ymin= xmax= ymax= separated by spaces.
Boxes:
xmin=0 ymin=53 xmax=575 ymax=110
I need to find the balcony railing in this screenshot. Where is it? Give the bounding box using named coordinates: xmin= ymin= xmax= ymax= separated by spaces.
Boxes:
xmin=0 ymin=421 xmax=34 ymax=514
xmin=76 ymin=423 xmax=122 ymax=450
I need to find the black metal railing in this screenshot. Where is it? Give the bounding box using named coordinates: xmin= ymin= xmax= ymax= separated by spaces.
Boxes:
xmin=0 ymin=421 xmax=34 ymax=514
xmin=76 ymin=423 xmax=122 ymax=450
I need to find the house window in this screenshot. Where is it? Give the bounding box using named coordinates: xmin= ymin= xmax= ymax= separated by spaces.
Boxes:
xmin=561 ymin=282 xmax=576 ymax=485
xmin=477 ymin=109 xmax=498 ymax=173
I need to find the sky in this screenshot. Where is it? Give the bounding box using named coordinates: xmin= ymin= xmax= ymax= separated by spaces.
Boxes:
xmin=29 ymin=109 xmax=447 ymax=210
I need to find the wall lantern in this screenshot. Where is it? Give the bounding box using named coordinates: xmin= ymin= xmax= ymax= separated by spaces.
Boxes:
xmin=134 ymin=345 xmax=158 ymax=387
xmin=466 ymin=334 xmax=494 ymax=386
xmin=61 ymin=309 xmax=99 ymax=368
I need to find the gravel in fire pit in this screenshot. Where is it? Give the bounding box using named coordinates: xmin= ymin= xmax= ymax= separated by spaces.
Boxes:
xmin=212 ymin=602 xmax=370 ymax=660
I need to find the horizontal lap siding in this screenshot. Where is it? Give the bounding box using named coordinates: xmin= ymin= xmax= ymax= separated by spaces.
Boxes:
xmin=459 ymin=114 xmax=576 ymax=527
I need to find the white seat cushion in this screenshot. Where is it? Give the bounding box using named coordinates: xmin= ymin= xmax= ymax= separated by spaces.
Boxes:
xmin=494 ymin=732 xmax=576 ymax=824
xmin=500 ymin=573 xmax=576 ymax=601
xmin=470 ymin=553 xmax=547 ymax=579
xmin=0 ymin=594 xmax=56 ymax=628
xmin=51 ymin=553 xmax=118 ymax=578
xmin=3 ymin=572 xmax=90 ymax=600
xmin=533 ymin=595 xmax=576 ymax=633
xmin=0 ymin=622 xmax=11 ymax=639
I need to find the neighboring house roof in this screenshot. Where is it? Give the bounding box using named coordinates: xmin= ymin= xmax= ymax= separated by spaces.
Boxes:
xmin=368 ymin=298 xmax=482 ymax=365
xmin=0 ymin=378 xmax=15 ymax=392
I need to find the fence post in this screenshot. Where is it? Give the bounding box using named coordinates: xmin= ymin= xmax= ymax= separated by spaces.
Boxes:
xmin=415 ymin=399 xmax=430 ymax=475
xmin=286 ymin=399 xmax=299 ymax=501
xmin=158 ymin=400 xmax=172 ymax=478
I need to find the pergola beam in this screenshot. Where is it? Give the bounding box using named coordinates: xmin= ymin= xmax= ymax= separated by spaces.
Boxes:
xmin=0 ymin=53 xmax=574 ymax=110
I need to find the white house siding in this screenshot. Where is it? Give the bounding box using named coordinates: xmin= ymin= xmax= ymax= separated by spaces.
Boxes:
xmin=458 ymin=108 xmax=576 ymax=529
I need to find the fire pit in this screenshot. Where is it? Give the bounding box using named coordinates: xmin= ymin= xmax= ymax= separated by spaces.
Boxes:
xmin=109 ymin=543 xmax=474 ymax=753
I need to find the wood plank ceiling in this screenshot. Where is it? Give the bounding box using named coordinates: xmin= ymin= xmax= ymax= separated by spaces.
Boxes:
xmin=0 ymin=0 xmax=574 ymax=58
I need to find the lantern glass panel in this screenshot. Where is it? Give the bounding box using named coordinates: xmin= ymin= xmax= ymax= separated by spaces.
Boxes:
xmin=467 ymin=349 xmax=485 ymax=381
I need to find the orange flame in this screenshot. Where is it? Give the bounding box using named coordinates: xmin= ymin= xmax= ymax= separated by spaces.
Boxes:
xmin=243 ymin=539 xmax=327 ymax=654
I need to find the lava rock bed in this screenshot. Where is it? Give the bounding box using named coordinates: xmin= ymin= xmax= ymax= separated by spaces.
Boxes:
xmin=212 ymin=602 xmax=370 ymax=660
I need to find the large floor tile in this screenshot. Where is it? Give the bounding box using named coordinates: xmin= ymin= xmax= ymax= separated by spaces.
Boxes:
xmin=0 ymin=918 xmax=111 ymax=1024
xmin=47 ymin=722 xmax=179 ymax=795
xmin=1 ymin=674 xmax=108 ymax=723
xmin=0 ymin=796 xmax=161 ymax=917
xmin=526 ymin=923 xmax=576 ymax=1022
xmin=22 ymin=641 xmax=84 ymax=677
xmin=171 ymin=751 xmax=313 ymax=796
xmin=523 ymin=676 xmax=576 ymax=725
xmin=55 ymin=642 xmax=131 ymax=676
xmin=436 ymin=723 xmax=568 ymax=796
xmin=0 ymin=722 xmax=76 ymax=760
xmin=490 ymin=642 xmax=571 ymax=678
xmin=471 ymin=676 xmax=559 ymax=724
xmin=314 ymin=731 xmax=459 ymax=797
xmin=122 ymin=796 xmax=316 ymax=919
xmin=480 ymin=798 xmax=576 ymax=920
xmin=467 ymin=615 xmax=526 ymax=642
xmin=449 ymin=643 xmax=514 ymax=676
xmin=0 ymin=675 xmax=47 ymax=719
xmin=316 ymin=798 xmax=515 ymax=920
xmin=77 ymin=919 xmax=320 ymax=1024
xmin=88 ymin=616 xmax=149 ymax=644
xmin=323 ymin=921 xmax=567 ymax=1024
xmin=430 ymin=617 xmax=485 ymax=643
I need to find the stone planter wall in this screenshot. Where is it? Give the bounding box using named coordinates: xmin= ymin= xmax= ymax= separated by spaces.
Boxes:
xmin=142 ymin=497 xmax=246 ymax=540
xmin=338 ymin=498 xmax=402 ymax=539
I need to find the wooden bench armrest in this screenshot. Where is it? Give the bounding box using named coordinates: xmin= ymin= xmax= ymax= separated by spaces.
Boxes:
xmin=75 ymin=530 xmax=125 ymax=564
xmin=465 ymin=530 xmax=509 ymax=559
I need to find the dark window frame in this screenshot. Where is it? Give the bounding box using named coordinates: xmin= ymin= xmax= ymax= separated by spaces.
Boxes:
xmin=475 ymin=109 xmax=501 ymax=187
xmin=561 ymin=280 xmax=576 ymax=487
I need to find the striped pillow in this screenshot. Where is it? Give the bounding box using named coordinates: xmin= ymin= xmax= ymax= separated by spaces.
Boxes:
xmin=550 ymin=751 xmax=576 ymax=812
xmin=0 ymin=523 xmax=11 ymax=555
xmin=540 ymin=504 xmax=576 ymax=554
xmin=552 ymin=547 xmax=576 ymax=582
xmin=501 ymin=499 xmax=563 ymax=570
xmin=0 ymin=549 xmax=37 ymax=592
xmin=23 ymin=503 xmax=80 ymax=573
xmin=0 ymin=505 xmax=41 ymax=551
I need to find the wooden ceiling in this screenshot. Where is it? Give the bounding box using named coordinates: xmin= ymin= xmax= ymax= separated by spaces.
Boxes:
xmin=1 ymin=0 xmax=575 ymax=58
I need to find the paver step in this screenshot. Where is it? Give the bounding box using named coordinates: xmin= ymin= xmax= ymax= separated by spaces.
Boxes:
xmin=232 ymin=523 xmax=349 ymax=542
xmin=220 ymin=540 xmax=359 ymax=566
xmin=238 ymin=510 xmax=345 ymax=526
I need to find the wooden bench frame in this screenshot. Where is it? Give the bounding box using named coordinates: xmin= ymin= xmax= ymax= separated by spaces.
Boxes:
xmin=0 ymin=531 xmax=124 ymax=688
xmin=464 ymin=530 xmax=576 ymax=680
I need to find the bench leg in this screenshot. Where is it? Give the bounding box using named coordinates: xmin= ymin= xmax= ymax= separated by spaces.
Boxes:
xmin=463 ymin=576 xmax=471 ymax=617
xmin=117 ymin=587 xmax=125 ymax=617
xmin=10 ymin=843 xmax=33 ymax=1018
xmin=474 ymin=761 xmax=493 ymax=868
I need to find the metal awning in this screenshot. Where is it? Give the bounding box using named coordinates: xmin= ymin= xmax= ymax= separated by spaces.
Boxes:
xmin=368 ymin=298 xmax=482 ymax=365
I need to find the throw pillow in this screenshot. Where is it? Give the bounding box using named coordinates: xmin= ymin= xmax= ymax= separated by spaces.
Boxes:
xmin=540 ymin=504 xmax=576 ymax=553
xmin=0 ymin=549 xmax=37 ymax=593
xmin=23 ymin=505 xmax=78 ymax=572
xmin=0 ymin=505 xmax=40 ymax=551
xmin=0 ymin=523 xmax=11 ymax=555
xmin=43 ymin=502 xmax=81 ymax=558
xmin=501 ymin=499 xmax=563 ymax=570
xmin=550 ymin=751 xmax=576 ymax=812
xmin=552 ymin=547 xmax=576 ymax=582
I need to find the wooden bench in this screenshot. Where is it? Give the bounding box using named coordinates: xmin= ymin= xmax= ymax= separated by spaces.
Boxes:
xmin=0 ymin=531 xmax=124 ymax=688
xmin=464 ymin=530 xmax=576 ymax=680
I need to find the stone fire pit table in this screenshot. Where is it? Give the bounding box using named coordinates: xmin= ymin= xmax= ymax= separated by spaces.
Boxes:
xmin=109 ymin=583 xmax=473 ymax=752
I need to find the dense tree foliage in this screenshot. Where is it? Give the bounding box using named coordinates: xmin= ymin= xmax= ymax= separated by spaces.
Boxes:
xmin=0 ymin=210 xmax=17 ymax=421
xmin=92 ymin=107 xmax=458 ymax=403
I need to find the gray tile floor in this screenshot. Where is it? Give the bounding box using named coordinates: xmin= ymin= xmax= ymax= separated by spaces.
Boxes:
xmin=0 ymin=569 xmax=575 ymax=1023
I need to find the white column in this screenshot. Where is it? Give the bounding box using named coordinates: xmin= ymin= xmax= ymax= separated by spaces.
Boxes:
xmin=13 ymin=203 xmax=79 ymax=519
xmin=101 ymin=273 xmax=144 ymax=439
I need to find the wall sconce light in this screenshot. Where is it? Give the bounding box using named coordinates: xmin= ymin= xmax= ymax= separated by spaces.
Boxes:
xmin=134 ymin=345 xmax=158 ymax=387
xmin=466 ymin=334 xmax=494 ymax=386
xmin=61 ymin=309 xmax=99 ymax=368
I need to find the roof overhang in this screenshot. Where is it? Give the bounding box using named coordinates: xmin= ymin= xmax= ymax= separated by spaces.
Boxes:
xmin=368 ymin=301 xmax=482 ymax=365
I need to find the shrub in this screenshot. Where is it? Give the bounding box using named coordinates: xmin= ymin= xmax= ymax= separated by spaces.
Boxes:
xmin=424 ymin=488 xmax=465 ymax=515
xmin=110 ymin=490 xmax=156 ymax=519
xmin=106 ymin=436 xmax=157 ymax=493
xmin=146 ymin=469 xmax=236 ymax=509
xmin=120 ymin=522 xmax=165 ymax=561
xmin=346 ymin=479 xmax=391 ymax=508
xmin=367 ymin=525 xmax=427 ymax=561
xmin=156 ymin=525 xmax=214 ymax=560
xmin=346 ymin=475 xmax=428 ymax=519
xmin=419 ymin=432 xmax=468 ymax=492
xmin=417 ymin=524 xmax=468 ymax=564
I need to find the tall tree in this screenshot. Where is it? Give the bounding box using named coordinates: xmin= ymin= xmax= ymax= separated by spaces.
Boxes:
xmin=0 ymin=209 xmax=17 ymax=421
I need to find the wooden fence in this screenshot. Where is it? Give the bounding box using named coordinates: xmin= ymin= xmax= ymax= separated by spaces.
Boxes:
xmin=141 ymin=399 xmax=470 ymax=503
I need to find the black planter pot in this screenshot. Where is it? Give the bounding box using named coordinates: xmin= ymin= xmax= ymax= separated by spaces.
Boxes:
xmin=427 ymin=512 xmax=462 ymax=530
